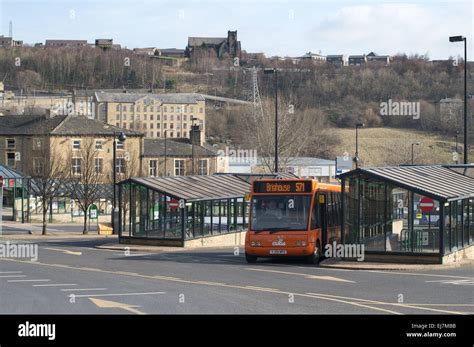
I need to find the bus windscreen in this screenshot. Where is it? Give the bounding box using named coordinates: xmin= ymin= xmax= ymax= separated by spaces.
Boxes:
xmin=251 ymin=195 xmax=312 ymax=231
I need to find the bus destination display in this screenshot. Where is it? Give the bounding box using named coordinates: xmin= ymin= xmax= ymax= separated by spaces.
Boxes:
xmin=253 ymin=180 xmax=312 ymax=193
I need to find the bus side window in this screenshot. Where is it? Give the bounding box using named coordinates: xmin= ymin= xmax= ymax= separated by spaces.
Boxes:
xmin=311 ymin=198 xmax=320 ymax=229
xmin=327 ymin=192 xmax=333 ymax=227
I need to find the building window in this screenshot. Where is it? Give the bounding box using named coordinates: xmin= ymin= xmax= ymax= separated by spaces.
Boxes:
xmin=157 ymin=132 xmax=160 ymax=137
xmin=116 ymin=105 xmax=120 ymax=111
xmin=123 ymin=105 xmax=127 ymax=112
xmin=170 ymin=123 xmax=174 ymax=129
xmin=95 ymin=158 xmax=103 ymax=174
xmin=184 ymin=115 xmax=187 ymax=121
xmin=130 ymin=105 xmax=134 ymax=112
xmin=150 ymin=123 xmax=154 ymax=129
xmin=137 ymin=106 xmax=141 ymax=112
xmin=198 ymin=159 xmax=208 ymax=175
xmin=164 ymin=123 xmax=167 ymax=129
xmin=183 ymin=123 xmax=187 ymax=129
xmin=157 ymin=115 xmax=160 ymax=121
xmin=170 ymin=132 xmax=174 ymax=138
xmin=164 ymin=115 xmax=167 ymax=121
xmin=6 ymin=138 xmax=15 ymax=149
xmin=150 ymin=114 xmax=154 ymax=121
xmin=116 ymin=141 xmax=124 ymax=150
xmin=149 ymin=160 xmax=157 ymax=176
xmin=33 ymin=138 xmax=43 ymax=151
xmin=177 ymin=115 xmax=181 ymax=121
xmin=170 ymin=106 xmax=174 ymax=113
xmin=123 ymin=114 xmax=127 ymax=121
xmin=71 ymin=158 xmax=82 ymax=175
xmin=164 ymin=106 xmax=167 ymax=112
xmin=123 ymin=122 xmax=127 ymax=128
xmin=33 ymin=158 xmax=43 ymax=175
xmin=95 ymin=140 xmax=103 ymax=150
xmin=72 ymin=140 xmax=81 ymax=150
xmin=144 ymin=106 xmax=148 ymax=112
xmin=157 ymin=123 xmax=161 ymax=129
xmin=174 ymin=159 xmax=185 ymax=176
xmin=190 ymin=106 xmax=194 ymax=113
xmin=6 ymin=152 xmax=15 ymax=167
xmin=116 ymin=122 xmax=120 ymax=127
xmin=116 ymin=158 xmax=125 ymax=174
xmin=170 ymin=115 xmax=174 ymax=121
xmin=150 ymin=106 xmax=154 ymax=112
xmin=116 ymin=114 xmax=120 ymax=120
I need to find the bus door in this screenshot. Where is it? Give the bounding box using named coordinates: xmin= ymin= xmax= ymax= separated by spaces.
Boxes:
xmin=318 ymin=192 xmax=328 ymax=247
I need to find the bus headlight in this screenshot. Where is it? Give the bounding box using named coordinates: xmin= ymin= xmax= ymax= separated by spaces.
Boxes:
xmin=296 ymin=240 xmax=307 ymax=247
xmin=251 ymin=241 xmax=261 ymax=247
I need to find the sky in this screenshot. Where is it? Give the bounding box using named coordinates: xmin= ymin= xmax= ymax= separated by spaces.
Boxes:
xmin=0 ymin=0 xmax=472 ymax=60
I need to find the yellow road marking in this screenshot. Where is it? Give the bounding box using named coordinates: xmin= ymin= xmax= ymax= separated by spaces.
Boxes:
xmin=245 ymin=267 xmax=355 ymax=283
xmin=307 ymin=292 xmax=470 ymax=315
xmin=44 ymin=248 xmax=82 ymax=256
xmin=89 ymin=298 xmax=145 ymax=315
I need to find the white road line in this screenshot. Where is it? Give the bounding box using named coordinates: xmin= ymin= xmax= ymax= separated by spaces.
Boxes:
xmin=44 ymin=247 xmax=82 ymax=256
xmin=61 ymin=288 xmax=107 ymax=292
xmin=8 ymin=279 xmax=51 ymax=283
xmin=33 ymin=283 xmax=78 ymax=287
xmin=0 ymin=271 xmax=23 ymax=274
xmin=114 ymin=253 xmax=150 ymax=257
xmin=75 ymin=291 xmax=165 ymax=298
xmin=0 ymin=275 xmax=27 ymax=278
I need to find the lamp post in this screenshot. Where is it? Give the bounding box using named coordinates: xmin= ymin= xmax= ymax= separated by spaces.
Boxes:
xmin=164 ymin=129 xmax=168 ymax=176
xmin=455 ymin=131 xmax=460 ymax=164
xmin=112 ymin=131 xmax=127 ymax=233
xmin=449 ymin=35 xmax=468 ymax=164
xmin=190 ymin=116 xmax=197 ymax=175
xmin=354 ymin=123 xmax=365 ymax=168
xmin=264 ymin=68 xmax=278 ymax=173
xmin=411 ymin=142 xmax=421 ymax=165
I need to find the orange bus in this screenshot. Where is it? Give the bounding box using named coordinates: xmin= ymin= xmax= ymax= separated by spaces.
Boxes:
xmin=245 ymin=178 xmax=342 ymax=264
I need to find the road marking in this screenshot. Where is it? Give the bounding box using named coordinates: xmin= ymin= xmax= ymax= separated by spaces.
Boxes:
xmin=33 ymin=283 xmax=78 ymax=287
xmin=425 ymin=279 xmax=474 ymax=285
xmin=89 ymin=298 xmax=145 ymax=315
xmin=8 ymin=279 xmax=50 ymax=283
xmin=77 ymin=291 xmax=165 ymax=298
xmin=0 ymin=271 xmax=23 ymax=274
xmin=61 ymin=288 xmax=107 ymax=292
xmin=0 ymin=275 xmax=26 ymax=278
xmin=44 ymin=247 xmax=82 ymax=256
xmin=114 ymin=253 xmax=150 ymax=257
xmin=306 ymin=292 xmax=469 ymax=315
xmin=245 ymin=267 xmax=355 ymax=283
xmin=302 ymin=292 xmax=402 ymax=315
xmin=366 ymin=270 xmax=474 ymax=280
xmin=5 ymin=258 xmax=466 ymax=315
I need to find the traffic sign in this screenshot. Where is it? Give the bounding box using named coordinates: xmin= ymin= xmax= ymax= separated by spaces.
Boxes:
xmin=169 ymin=199 xmax=179 ymax=209
xmin=419 ymin=197 xmax=435 ymax=213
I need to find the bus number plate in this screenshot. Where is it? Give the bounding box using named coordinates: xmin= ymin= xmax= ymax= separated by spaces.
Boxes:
xmin=270 ymin=250 xmax=287 ymax=255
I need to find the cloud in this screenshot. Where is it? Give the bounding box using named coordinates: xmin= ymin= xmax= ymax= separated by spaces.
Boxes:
xmin=311 ymin=3 xmax=473 ymax=59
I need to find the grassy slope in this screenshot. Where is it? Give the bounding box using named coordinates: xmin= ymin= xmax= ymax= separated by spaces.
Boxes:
xmin=331 ymin=127 xmax=473 ymax=167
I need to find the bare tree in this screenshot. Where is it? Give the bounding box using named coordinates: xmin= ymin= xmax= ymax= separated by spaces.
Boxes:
xmin=243 ymin=97 xmax=314 ymax=173
xmin=27 ymin=136 xmax=67 ymax=235
xmin=65 ymin=139 xmax=103 ymax=234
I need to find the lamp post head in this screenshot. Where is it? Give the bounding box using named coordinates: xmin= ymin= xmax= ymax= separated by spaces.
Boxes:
xmin=117 ymin=132 xmax=127 ymax=142
xmin=263 ymin=68 xmax=276 ymax=74
xmin=449 ymin=35 xmax=465 ymax=42
xmin=356 ymin=122 xmax=365 ymax=128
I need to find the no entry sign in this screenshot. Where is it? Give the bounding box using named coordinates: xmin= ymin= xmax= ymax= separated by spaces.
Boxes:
xmin=419 ymin=197 xmax=435 ymax=213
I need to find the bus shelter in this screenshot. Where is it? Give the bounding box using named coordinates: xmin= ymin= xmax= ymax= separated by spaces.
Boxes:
xmin=118 ymin=175 xmax=251 ymax=246
xmin=339 ymin=165 xmax=474 ymax=263
xmin=0 ymin=165 xmax=29 ymax=223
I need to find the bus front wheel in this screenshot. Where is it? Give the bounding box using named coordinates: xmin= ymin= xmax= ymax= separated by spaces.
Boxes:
xmin=307 ymin=241 xmax=321 ymax=265
xmin=245 ymin=253 xmax=258 ymax=263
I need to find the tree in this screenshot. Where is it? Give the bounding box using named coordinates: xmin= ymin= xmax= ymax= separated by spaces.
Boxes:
xmin=243 ymin=97 xmax=314 ymax=173
xmin=65 ymin=139 xmax=103 ymax=234
xmin=27 ymin=136 xmax=67 ymax=235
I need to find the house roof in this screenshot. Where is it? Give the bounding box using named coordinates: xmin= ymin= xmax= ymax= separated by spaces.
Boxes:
xmin=0 ymin=164 xmax=26 ymax=179
xmin=338 ymin=165 xmax=474 ymax=202
xmin=121 ymin=175 xmax=251 ymax=201
xmin=143 ymin=138 xmax=217 ymax=158
xmin=0 ymin=115 xmax=142 ymax=137
xmin=94 ymin=92 xmax=204 ymax=104
xmin=188 ymin=37 xmax=226 ymax=47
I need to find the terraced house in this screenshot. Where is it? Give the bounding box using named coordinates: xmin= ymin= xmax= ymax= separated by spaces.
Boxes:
xmin=0 ymin=114 xmax=143 ymax=182
xmin=94 ymin=92 xmax=206 ymax=144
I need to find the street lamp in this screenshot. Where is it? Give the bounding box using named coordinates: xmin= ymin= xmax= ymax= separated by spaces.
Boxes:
xmin=449 ymin=35 xmax=468 ymax=164
xmin=112 ymin=131 xmax=126 ymax=233
xmin=354 ymin=123 xmax=365 ymax=168
xmin=163 ymin=129 xmax=168 ymax=176
xmin=455 ymin=130 xmax=460 ymax=164
xmin=190 ymin=116 xmax=198 ymax=175
xmin=264 ymin=67 xmax=278 ymax=173
xmin=411 ymin=142 xmax=421 ymax=165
